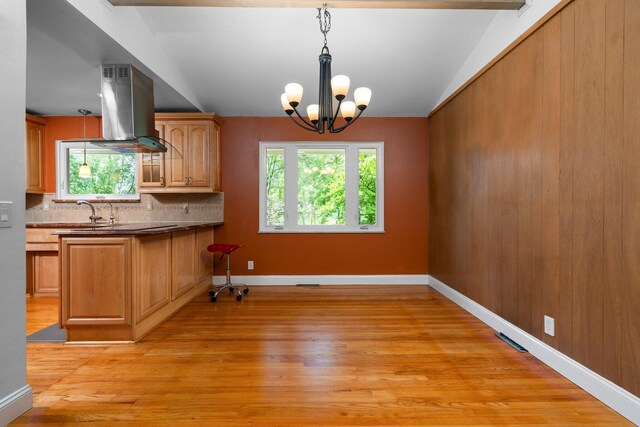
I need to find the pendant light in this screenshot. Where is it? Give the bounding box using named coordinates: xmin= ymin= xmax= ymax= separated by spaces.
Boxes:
xmin=280 ymin=5 xmax=372 ymax=134
xmin=78 ymin=109 xmax=92 ymax=178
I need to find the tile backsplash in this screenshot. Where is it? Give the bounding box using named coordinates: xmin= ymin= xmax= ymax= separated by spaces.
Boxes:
xmin=26 ymin=193 xmax=224 ymax=224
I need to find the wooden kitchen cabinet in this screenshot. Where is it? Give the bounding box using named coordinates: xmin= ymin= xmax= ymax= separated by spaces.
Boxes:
xmin=60 ymin=237 xmax=132 ymax=328
xmin=137 ymin=113 xmax=222 ymax=193
xmin=196 ymin=227 xmax=214 ymax=284
xmin=135 ymin=234 xmax=172 ymax=322
xmin=26 ymin=228 xmax=60 ymax=297
xmin=59 ymin=224 xmax=217 ymax=343
xmin=171 ymin=229 xmax=197 ymax=300
xmin=25 ymin=114 xmax=47 ymax=194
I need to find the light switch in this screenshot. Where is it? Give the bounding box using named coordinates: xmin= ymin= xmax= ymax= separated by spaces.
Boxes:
xmin=0 ymin=201 xmax=12 ymax=228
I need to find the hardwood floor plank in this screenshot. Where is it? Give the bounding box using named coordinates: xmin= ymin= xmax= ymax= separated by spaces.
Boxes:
xmin=17 ymin=287 xmax=628 ymax=425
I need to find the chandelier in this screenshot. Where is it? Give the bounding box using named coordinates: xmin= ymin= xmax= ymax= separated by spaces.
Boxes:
xmin=280 ymin=5 xmax=372 ymax=134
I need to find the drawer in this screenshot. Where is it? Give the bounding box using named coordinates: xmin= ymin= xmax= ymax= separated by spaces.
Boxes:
xmin=26 ymin=228 xmax=59 ymax=243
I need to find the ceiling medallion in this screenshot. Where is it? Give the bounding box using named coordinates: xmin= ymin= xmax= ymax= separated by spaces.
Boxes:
xmin=280 ymin=4 xmax=372 ymax=134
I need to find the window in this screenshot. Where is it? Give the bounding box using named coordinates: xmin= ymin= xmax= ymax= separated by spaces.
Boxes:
xmin=56 ymin=141 xmax=139 ymax=201
xmin=259 ymin=141 xmax=384 ymax=233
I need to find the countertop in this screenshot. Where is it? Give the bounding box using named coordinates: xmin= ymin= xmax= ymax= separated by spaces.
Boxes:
xmin=27 ymin=221 xmax=223 ymax=236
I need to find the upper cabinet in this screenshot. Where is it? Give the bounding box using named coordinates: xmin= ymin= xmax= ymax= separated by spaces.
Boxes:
xmin=25 ymin=114 xmax=47 ymax=194
xmin=138 ymin=113 xmax=222 ymax=193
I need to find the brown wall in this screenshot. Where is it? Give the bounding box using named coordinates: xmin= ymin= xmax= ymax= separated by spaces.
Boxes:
xmin=429 ymin=0 xmax=639 ymax=396
xmin=215 ymin=117 xmax=429 ymax=276
xmin=42 ymin=116 xmax=102 ymax=193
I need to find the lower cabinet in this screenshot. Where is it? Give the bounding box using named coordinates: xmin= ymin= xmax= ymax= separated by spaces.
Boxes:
xmin=171 ymin=230 xmax=197 ymax=300
xmin=32 ymin=252 xmax=60 ymax=294
xmin=60 ymin=226 xmax=215 ymax=343
xmin=136 ymin=234 xmax=172 ymax=322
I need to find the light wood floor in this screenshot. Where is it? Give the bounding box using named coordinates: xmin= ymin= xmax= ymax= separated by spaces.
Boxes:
xmin=16 ymin=286 xmax=629 ymax=426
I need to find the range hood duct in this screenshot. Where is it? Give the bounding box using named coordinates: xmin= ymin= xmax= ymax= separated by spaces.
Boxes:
xmin=65 ymin=64 xmax=172 ymax=154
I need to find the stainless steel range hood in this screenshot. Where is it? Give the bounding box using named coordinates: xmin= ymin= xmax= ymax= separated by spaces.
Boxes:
xmin=65 ymin=64 xmax=170 ymax=154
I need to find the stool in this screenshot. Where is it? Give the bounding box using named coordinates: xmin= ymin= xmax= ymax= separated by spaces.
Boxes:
xmin=207 ymin=243 xmax=249 ymax=302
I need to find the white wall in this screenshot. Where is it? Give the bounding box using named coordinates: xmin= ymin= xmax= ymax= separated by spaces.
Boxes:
xmin=0 ymin=0 xmax=32 ymax=424
xmin=435 ymin=0 xmax=564 ymax=108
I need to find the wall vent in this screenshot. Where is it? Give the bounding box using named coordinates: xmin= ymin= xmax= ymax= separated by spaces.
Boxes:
xmin=496 ymin=332 xmax=528 ymax=353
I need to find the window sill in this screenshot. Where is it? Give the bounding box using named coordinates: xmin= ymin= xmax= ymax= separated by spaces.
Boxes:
xmin=259 ymin=228 xmax=385 ymax=234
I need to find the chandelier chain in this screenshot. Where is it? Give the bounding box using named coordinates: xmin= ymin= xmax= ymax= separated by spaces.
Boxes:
xmin=317 ymin=4 xmax=331 ymax=49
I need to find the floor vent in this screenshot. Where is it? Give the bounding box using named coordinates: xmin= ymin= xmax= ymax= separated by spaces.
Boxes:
xmin=496 ymin=332 xmax=528 ymax=353
xmin=296 ymin=283 xmax=320 ymax=287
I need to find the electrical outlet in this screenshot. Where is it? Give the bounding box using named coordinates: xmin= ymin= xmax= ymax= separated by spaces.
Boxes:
xmin=544 ymin=315 xmax=555 ymax=336
xmin=247 ymin=261 xmax=254 ymax=270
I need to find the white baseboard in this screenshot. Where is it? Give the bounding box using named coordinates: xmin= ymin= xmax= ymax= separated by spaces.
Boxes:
xmin=0 ymin=385 xmax=32 ymax=426
xmin=212 ymin=274 xmax=428 ymax=286
xmin=428 ymin=275 xmax=640 ymax=426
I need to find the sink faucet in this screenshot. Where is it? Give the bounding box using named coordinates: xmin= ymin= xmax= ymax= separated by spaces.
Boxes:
xmin=76 ymin=200 xmax=102 ymax=224
xmin=103 ymin=203 xmax=116 ymax=225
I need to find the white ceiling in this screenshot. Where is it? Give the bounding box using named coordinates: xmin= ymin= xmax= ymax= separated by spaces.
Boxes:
xmin=26 ymin=0 xmax=498 ymax=117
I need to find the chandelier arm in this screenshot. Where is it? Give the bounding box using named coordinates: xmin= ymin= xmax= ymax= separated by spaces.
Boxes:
xmin=288 ymin=113 xmax=318 ymax=132
xmin=329 ymin=108 xmax=365 ymax=133
xmin=328 ymin=98 xmax=343 ymax=131
xmin=292 ymin=105 xmax=319 ymax=130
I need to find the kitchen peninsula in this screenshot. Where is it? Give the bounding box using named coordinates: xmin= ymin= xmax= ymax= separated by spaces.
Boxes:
xmin=55 ymin=222 xmax=221 ymax=343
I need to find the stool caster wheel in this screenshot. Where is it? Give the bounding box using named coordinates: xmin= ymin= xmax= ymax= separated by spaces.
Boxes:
xmin=236 ymin=295 xmax=242 ymax=301
xmin=208 ymin=290 xmax=215 ymax=296
xmin=210 ymin=296 xmax=217 ymax=303
xmin=243 ymin=288 xmax=249 ymax=295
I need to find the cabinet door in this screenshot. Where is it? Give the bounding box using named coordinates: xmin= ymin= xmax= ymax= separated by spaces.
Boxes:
xmin=212 ymin=122 xmax=221 ymax=191
xmin=187 ymin=124 xmax=211 ymax=187
xmin=138 ymin=124 xmax=165 ymax=188
xmin=34 ymin=252 xmax=60 ymax=295
xmin=196 ymin=227 xmax=214 ymax=284
xmin=135 ymin=234 xmax=171 ymax=322
xmin=171 ymin=230 xmax=196 ymax=300
xmin=26 ymin=121 xmax=45 ymax=193
xmin=61 ymin=237 xmax=132 ymax=327
xmin=165 ymin=124 xmax=189 ymax=187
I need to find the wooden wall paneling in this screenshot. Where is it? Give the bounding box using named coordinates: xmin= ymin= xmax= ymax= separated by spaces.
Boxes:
xmin=558 ymin=1 xmax=575 ymax=357
xmin=499 ymin=50 xmax=520 ymax=325
xmin=538 ymin=14 xmax=562 ymax=347
xmin=572 ymin=0 xmax=606 ymax=373
xmin=514 ymin=33 xmax=543 ymax=334
xmin=621 ymin=0 xmax=640 ymax=397
xmin=441 ymin=102 xmax=458 ymax=288
xmin=481 ymin=64 xmax=503 ymax=314
xmin=529 ymin=30 xmax=545 ymax=340
xmin=602 ymin=0 xmax=625 ymax=386
xmin=428 ymin=114 xmax=438 ymax=280
xmin=467 ymin=77 xmax=489 ymax=307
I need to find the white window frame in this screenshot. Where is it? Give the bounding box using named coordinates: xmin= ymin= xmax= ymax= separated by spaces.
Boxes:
xmin=259 ymin=141 xmax=384 ymax=233
xmin=56 ymin=141 xmax=140 ymax=201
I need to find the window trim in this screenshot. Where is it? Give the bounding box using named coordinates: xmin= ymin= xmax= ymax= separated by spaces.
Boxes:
xmin=259 ymin=141 xmax=384 ymax=233
xmin=55 ymin=141 xmax=140 ymax=201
